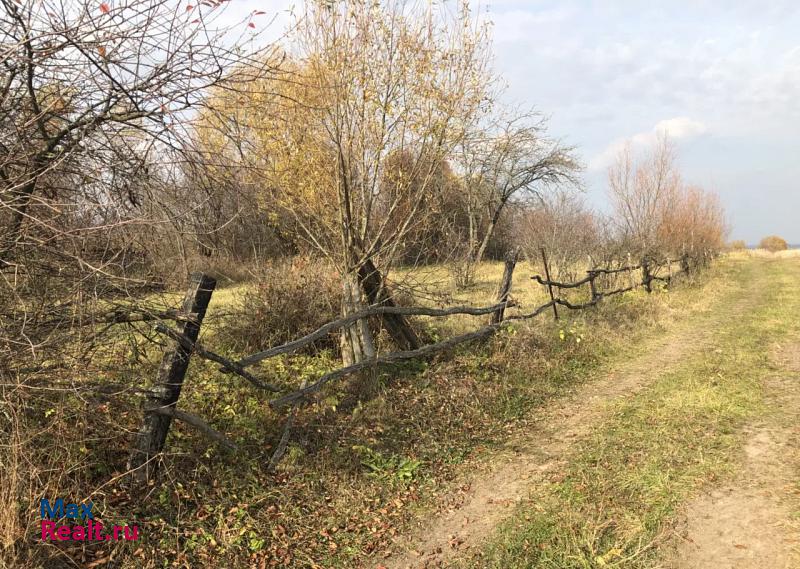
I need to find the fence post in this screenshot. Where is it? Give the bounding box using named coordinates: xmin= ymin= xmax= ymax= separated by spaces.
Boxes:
xmin=588 ymin=270 xmax=599 ymax=302
xmin=681 ymin=253 xmax=690 ymax=275
xmin=540 ymin=247 xmax=559 ymax=320
xmin=492 ymin=249 xmax=518 ymax=324
xmin=627 ymin=253 xmax=635 ymax=289
xmin=641 ymin=257 xmax=652 ymax=293
xmin=128 ymin=272 xmax=217 ymax=485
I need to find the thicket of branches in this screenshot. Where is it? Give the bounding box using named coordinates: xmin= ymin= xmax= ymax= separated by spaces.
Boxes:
xmin=608 ymin=135 xmax=727 ymax=259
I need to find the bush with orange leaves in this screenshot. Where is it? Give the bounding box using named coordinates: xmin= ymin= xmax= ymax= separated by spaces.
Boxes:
xmin=659 ymin=185 xmax=728 ymax=256
xmin=608 ymin=134 xmax=728 ymax=259
xmin=759 ymin=235 xmax=788 ymax=252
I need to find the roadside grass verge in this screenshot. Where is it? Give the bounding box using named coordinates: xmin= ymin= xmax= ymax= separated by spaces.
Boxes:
xmin=471 ymin=258 xmax=800 ymax=568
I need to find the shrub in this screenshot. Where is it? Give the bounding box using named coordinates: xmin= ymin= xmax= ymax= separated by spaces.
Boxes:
xmin=219 ymin=256 xmax=342 ymax=354
xmin=513 ymin=190 xmax=599 ymax=281
xmin=729 ymin=240 xmax=747 ymax=251
xmin=758 ymin=235 xmax=788 ymax=252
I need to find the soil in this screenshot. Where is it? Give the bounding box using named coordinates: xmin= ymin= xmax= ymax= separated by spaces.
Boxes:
xmin=666 ymin=342 xmax=800 ymax=568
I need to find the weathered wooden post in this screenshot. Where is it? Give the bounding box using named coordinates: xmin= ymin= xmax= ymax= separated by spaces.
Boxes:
xmin=588 ymin=270 xmax=599 ymax=302
xmin=128 ymin=272 xmax=216 ymax=485
xmin=641 ymin=257 xmax=652 ymax=293
xmin=540 ymin=247 xmax=559 ymax=320
xmin=681 ymin=253 xmax=690 ymax=275
xmin=492 ymin=250 xmax=518 ymax=324
xmin=627 ymin=252 xmax=636 ymax=289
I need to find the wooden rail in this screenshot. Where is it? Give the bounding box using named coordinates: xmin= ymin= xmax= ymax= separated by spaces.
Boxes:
xmin=129 ymin=250 xmax=703 ymax=481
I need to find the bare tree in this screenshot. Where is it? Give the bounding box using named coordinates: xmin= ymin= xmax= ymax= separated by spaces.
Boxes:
xmin=0 ymin=0 xmax=277 ymax=267
xmin=514 ymin=189 xmax=598 ymax=280
xmin=608 ymin=134 xmax=680 ymax=256
xmin=455 ymin=109 xmax=580 ymax=279
xmin=0 ymin=0 xmax=282 ymax=366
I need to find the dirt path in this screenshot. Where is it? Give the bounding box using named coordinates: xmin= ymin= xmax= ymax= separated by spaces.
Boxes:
xmin=666 ymin=342 xmax=800 ymax=568
xmin=375 ymin=288 xmax=752 ymax=569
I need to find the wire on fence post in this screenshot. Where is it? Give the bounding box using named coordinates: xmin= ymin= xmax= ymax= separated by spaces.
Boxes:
xmin=540 ymin=247 xmax=559 ymax=320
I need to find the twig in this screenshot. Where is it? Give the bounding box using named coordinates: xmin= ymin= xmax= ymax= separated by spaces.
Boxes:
xmin=151 ymin=407 xmax=236 ymax=450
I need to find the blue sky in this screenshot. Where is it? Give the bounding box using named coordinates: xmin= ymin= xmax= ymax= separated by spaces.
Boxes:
xmin=219 ymin=0 xmax=800 ymax=243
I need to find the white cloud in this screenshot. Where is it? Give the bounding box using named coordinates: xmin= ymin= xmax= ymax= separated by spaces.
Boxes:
xmin=654 ymin=117 xmax=708 ymax=139
xmin=588 ymin=117 xmax=708 ymax=171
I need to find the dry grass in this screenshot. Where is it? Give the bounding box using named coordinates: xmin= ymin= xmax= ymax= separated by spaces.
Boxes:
xmin=728 ymin=248 xmax=800 ymax=259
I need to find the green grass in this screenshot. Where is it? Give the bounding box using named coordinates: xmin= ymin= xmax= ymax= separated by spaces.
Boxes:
xmin=471 ymin=257 xmax=800 ymax=568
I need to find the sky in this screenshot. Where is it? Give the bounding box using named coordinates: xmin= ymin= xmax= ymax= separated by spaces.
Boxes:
xmin=216 ymin=0 xmax=800 ymax=244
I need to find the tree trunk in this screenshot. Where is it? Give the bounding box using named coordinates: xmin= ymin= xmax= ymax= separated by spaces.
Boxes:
xmin=474 ymin=213 xmax=500 ymax=264
xmin=339 ymin=271 xmax=376 ymax=367
xmin=358 ymin=259 xmax=420 ymax=351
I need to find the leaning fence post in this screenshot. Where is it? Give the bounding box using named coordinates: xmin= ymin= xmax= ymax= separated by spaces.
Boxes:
xmin=540 ymin=247 xmax=559 ymax=320
xmin=641 ymin=257 xmax=652 ymax=293
xmin=492 ymin=249 xmax=518 ymax=324
xmin=128 ymin=272 xmax=217 ymax=485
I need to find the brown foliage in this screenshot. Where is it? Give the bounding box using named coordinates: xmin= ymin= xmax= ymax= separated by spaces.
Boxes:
xmin=608 ymin=135 xmax=727 ymax=257
xmin=759 ymin=235 xmax=789 ymax=252
xmin=659 ymin=185 xmax=728 ymax=255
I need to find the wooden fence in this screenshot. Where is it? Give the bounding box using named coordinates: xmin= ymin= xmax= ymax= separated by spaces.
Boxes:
xmin=126 ymin=251 xmax=704 ymax=483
